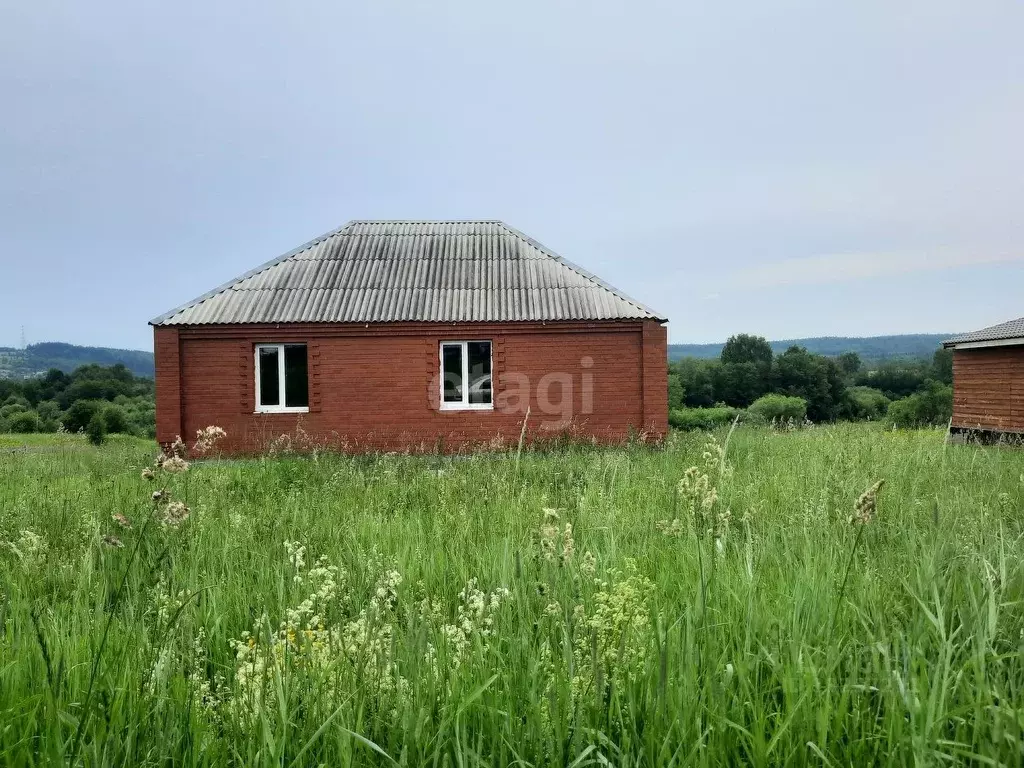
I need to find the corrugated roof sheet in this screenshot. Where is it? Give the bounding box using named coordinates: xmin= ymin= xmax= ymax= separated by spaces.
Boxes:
xmin=944 ymin=317 xmax=1024 ymax=347
xmin=151 ymin=220 xmax=666 ymax=326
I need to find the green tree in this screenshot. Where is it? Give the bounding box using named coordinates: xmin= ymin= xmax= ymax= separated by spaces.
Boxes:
xmin=38 ymin=369 xmax=71 ymax=401
xmin=857 ymin=362 xmax=928 ymax=399
xmin=772 ymin=346 xmax=847 ymax=422
xmin=721 ymin=334 xmax=773 ymax=366
xmin=716 ymin=335 xmax=773 ymax=407
xmin=0 ymin=381 xmax=20 ymax=403
xmin=62 ymin=400 xmax=104 ymax=433
xmin=34 ymin=400 xmax=61 ymax=433
xmin=3 ymin=394 xmax=30 ymax=409
xmin=715 ymin=361 xmax=769 ymax=407
xmin=0 ymin=402 xmax=29 ymax=420
xmin=0 ymin=363 xmax=155 ymax=435
xmin=19 ymin=378 xmax=44 ymax=406
xmin=887 ymin=382 xmax=953 ymax=428
xmin=847 ymin=386 xmax=890 ymax=420
xmin=36 ymin=400 xmax=62 ymax=422
xmin=8 ymin=410 xmax=41 ymax=433
xmin=102 ymin=405 xmax=130 ymax=434
xmin=667 ymin=373 xmax=685 ymax=410
xmin=675 ymin=359 xmax=719 ymax=407
xmin=837 ymin=352 xmax=862 ymax=377
xmin=932 ymin=348 xmax=953 ymax=385
xmin=85 ymin=412 xmax=107 ymax=446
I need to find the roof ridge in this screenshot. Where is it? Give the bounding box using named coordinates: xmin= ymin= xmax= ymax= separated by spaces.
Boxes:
xmin=347 ymin=218 xmax=504 ymax=224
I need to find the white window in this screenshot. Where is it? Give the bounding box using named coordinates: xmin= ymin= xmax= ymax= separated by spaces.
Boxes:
xmin=255 ymin=344 xmax=309 ymax=412
xmin=440 ymin=341 xmax=492 ymax=410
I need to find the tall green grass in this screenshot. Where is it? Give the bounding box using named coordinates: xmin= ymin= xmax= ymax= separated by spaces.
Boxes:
xmin=1 ymin=425 xmax=1022 ymax=766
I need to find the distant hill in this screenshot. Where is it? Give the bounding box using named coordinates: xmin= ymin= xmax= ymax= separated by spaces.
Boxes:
xmin=0 ymin=342 xmax=154 ymax=379
xmin=669 ymin=334 xmax=952 ymax=362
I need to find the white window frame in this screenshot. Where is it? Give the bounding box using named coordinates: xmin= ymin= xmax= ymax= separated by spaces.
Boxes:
xmin=255 ymin=343 xmax=309 ymax=413
xmin=439 ymin=340 xmax=493 ymax=411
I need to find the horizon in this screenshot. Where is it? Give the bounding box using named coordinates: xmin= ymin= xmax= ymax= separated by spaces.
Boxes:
xmin=3 ymin=330 xmax=963 ymax=356
xmin=2 ymin=2 xmax=1022 ymax=349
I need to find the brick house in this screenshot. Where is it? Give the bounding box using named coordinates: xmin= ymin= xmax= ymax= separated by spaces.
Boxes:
xmin=151 ymin=221 xmax=668 ymax=454
xmin=944 ymin=316 xmax=1024 ymax=439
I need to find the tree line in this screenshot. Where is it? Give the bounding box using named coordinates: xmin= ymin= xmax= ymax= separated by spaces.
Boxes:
xmin=669 ymin=334 xmax=953 ymax=430
xmin=0 ymin=364 xmax=155 ymax=443
xmin=0 ymin=339 xmax=955 ymax=442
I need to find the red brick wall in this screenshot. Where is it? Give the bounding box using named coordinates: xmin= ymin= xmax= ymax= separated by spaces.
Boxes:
xmin=154 ymin=327 xmax=182 ymax=441
xmin=641 ymin=320 xmax=668 ymax=437
xmin=953 ymin=347 xmax=1024 ymax=433
xmin=154 ymin=321 xmax=668 ymax=454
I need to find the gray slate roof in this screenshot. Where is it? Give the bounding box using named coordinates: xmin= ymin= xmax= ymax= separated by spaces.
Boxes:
xmin=151 ymin=220 xmax=665 ymax=326
xmin=944 ymin=317 xmax=1024 ymax=347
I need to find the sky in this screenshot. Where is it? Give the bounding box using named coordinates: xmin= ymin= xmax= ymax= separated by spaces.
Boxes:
xmin=1 ymin=1 xmax=1022 ymax=351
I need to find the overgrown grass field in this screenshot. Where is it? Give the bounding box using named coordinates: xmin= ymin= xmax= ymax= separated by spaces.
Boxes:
xmin=1 ymin=426 xmax=1022 ymax=765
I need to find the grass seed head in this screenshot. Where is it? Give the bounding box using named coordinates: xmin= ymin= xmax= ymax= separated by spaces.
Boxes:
xmin=852 ymin=480 xmax=885 ymax=525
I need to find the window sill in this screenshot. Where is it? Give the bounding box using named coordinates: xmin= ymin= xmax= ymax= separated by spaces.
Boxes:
xmin=439 ymin=403 xmax=494 ymax=412
xmin=255 ymin=407 xmax=310 ymax=414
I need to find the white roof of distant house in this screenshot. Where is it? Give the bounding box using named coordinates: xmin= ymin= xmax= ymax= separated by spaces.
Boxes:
xmin=151 ymin=220 xmax=666 ymax=326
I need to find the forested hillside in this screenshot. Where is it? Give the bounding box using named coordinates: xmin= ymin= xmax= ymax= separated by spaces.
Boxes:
xmin=669 ymin=334 xmax=951 ymax=362
xmin=0 ymin=343 xmax=154 ymax=379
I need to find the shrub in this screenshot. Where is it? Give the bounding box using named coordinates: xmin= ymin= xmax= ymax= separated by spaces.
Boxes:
xmin=0 ymin=403 xmax=29 ymax=420
xmin=34 ymin=400 xmax=62 ymax=432
xmin=746 ymin=394 xmax=808 ymax=424
xmin=667 ymin=373 xmax=685 ymax=411
xmin=85 ymin=412 xmax=107 ymax=446
xmin=8 ymin=410 xmax=41 ymax=433
xmin=674 ymin=359 xmax=720 ymax=407
xmin=2 ymin=394 xmax=30 ymax=409
xmin=102 ymin=405 xmax=130 ymax=434
xmin=886 ymin=382 xmax=953 ymax=428
xmin=62 ymin=399 xmax=104 ymax=433
xmin=669 ymin=405 xmax=741 ymax=431
xmin=715 ymin=361 xmax=770 ymax=407
xmin=36 ymin=400 xmax=62 ymax=422
xmin=857 ymin=363 xmax=929 ymax=400
xmin=847 ymin=386 xmax=890 ymax=420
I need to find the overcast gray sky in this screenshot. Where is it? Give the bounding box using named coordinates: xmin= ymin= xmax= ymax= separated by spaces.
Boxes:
xmin=2 ymin=1 xmax=1022 ymax=350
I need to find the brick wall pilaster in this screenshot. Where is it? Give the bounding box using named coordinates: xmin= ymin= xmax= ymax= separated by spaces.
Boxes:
xmin=641 ymin=321 xmax=668 ymax=439
xmin=154 ymin=326 xmax=183 ymax=445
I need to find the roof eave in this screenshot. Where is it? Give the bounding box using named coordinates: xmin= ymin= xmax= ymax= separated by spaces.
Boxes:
xmin=944 ymin=336 xmax=1024 ymax=350
xmin=150 ymin=316 xmax=665 ymax=329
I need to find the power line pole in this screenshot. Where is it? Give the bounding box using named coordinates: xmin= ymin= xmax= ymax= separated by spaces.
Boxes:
xmin=20 ymin=326 xmax=27 ymax=350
